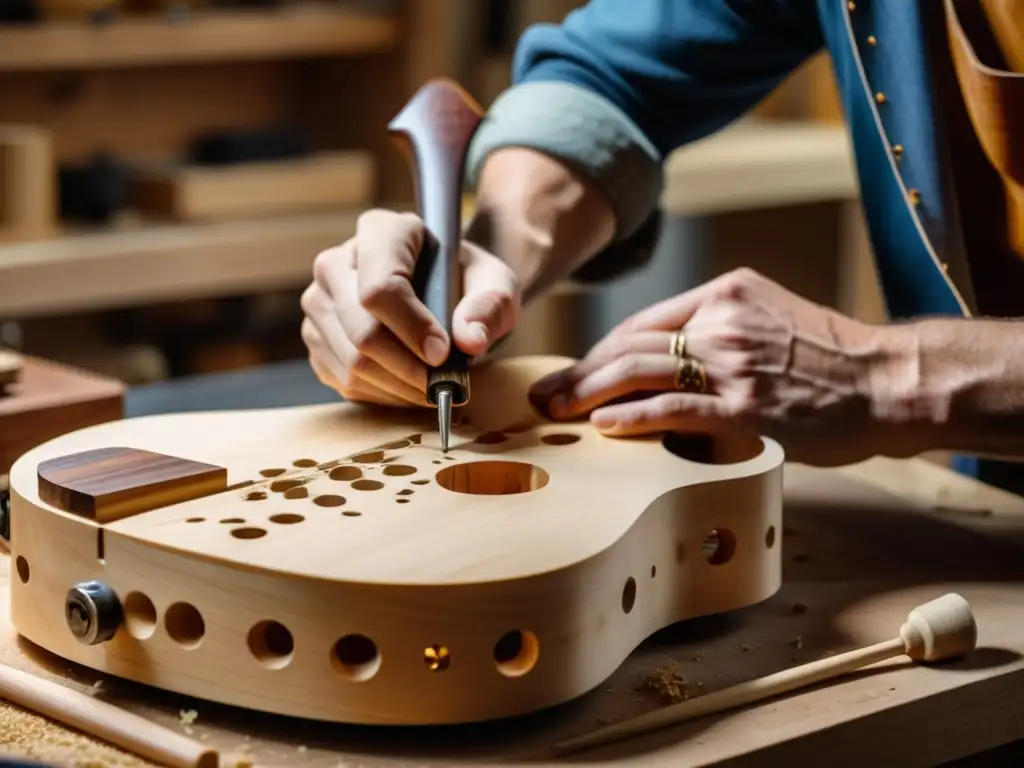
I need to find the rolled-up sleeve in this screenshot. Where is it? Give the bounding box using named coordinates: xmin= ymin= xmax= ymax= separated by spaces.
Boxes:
xmin=466 ymin=0 xmax=824 ymax=242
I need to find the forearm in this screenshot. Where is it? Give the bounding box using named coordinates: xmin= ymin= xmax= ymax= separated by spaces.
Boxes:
xmin=464 ymin=146 xmax=616 ymax=304
xmin=873 ymin=317 xmax=1024 ymax=459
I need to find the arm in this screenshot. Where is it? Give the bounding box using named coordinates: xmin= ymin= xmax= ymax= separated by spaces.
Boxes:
xmin=875 ymin=318 xmax=1024 ymax=460
xmin=464 ymin=0 xmax=825 ymax=300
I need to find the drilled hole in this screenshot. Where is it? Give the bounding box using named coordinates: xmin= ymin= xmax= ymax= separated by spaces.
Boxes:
xmin=329 ymin=466 xmax=362 ymax=482
xmin=260 ymin=468 xmax=286 ymax=477
xmin=494 ymin=630 xmax=539 ymax=677
xmin=382 ymin=464 xmax=416 ymax=477
xmin=15 ymin=556 xmax=29 ymax=584
xmin=269 ymin=514 xmax=304 ymax=525
xmin=231 ymin=527 xmax=267 ymax=539
xmin=284 ymin=486 xmax=308 ymax=500
xmin=220 ymin=517 xmax=245 ymax=524
xmin=292 ymin=458 xmax=317 ymax=468
xmin=342 ymin=511 xmax=362 ymax=517
xmin=352 ymin=450 xmax=384 ymax=463
xmin=702 ymin=528 xmax=737 ymax=565
xmin=541 ymin=433 xmax=580 ymax=446
xmin=396 ymin=498 xmax=410 ymax=504
xmin=270 ymin=479 xmax=304 ymax=493
xmin=411 ymin=479 xmax=430 ymax=486
xmin=185 ymin=517 xmax=204 ymax=523
xmin=424 ymin=644 xmax=450 ymax=671
xmin=123 ymin=592 xmax=156 ymax=640
xmin=435 ymin=461 xmax=549 ymax=495
xmin=165 ymin=602 xmax=204 ymax=648
xmin=621 ymin=577 xmax=636 ymax=614
xmin=650 ymin=565 xmax=657 ymax=578
xmin=313 ymin=495 xmax=345 ymax=507
xmin=332 ymin=634 xmax=380 ymax=681
xmin=475 ymin=431 xmax=508 ymax=444
xmin=397 ymin=489 xmax=414 ymax=496
xmin=248 ymin=620 xmax=294 ymax=669
xmin=352 ymin=479 xmax=384 ymax=491
xmin=245 ymin=491 xmax=267 ymax=501
xmin=765 ymin=525 xmax=776 ymax=549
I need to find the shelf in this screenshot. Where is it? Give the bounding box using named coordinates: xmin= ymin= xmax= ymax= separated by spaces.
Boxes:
xmin=663 ymin=119 xmax=857 ymax=216
xmin=0 ymin=210 xmax=364 ymax=317
xmin=0 ymin=2 xmax=398 ymax=71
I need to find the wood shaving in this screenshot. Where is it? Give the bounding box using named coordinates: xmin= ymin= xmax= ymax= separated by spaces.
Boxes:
xmin=179 ymin=709 xmax=198 ymax=725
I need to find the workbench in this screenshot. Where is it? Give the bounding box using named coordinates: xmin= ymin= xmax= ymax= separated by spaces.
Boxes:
xmin=1 ymin=363 xmax=1023 ymax=767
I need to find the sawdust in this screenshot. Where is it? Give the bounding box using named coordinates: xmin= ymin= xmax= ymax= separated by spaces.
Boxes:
xmin=0 ymin=700 xmax=156 ymax=767
xmin=638 ymin=661 xmax=691 ymax=702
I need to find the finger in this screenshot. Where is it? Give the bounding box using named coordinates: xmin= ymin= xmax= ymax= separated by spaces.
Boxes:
xmin=316 ymin=253 xmax=432 ymax=394
xmin=452 ymin=242 xmax=521 ymax=357
xmin=302 ymin=314 xmax=425 ymax=406
xmin=353 ymin=210 xmax=450 ymax=367
xmin=597 ymin=281 xmax=716 ymax=349
xmin=529 ymin=331 xmax=675 ymax=403
xmin=590 ymin=392 xmax=732 ymax=436
xmin=310 ymin=349 xmax=412 ymax=407
xmin=545 ymin=353 xmax=680 ymax=420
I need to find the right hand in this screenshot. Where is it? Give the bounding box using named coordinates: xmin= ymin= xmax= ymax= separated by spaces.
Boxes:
xmin=301 ymin=209 xmax=522 ymax=406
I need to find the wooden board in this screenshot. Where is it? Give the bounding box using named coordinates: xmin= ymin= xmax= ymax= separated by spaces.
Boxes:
xmin=0 ymin=125 xmax=56 ymax=245
xmin=1 ymin=446 xmax=1024 ymax=763
xmin=129 ymin=151 xmax=375 ymax=222
xmin=7 ymin=355 xmax=785 ymax=727
xmin=0 ymin=350 xmax=22 ymax=390
xmin=0 ymin=355 xmax=124 ymax=477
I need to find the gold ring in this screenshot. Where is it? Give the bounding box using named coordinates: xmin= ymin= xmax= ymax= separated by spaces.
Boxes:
xmin=673 ymin=357 xmax=707 ymax=393
xmin=669 ymin=329 xmax=687 ymax=358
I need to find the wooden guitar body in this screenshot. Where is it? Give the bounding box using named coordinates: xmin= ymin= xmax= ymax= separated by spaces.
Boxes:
xmin=7 ymin=354 xmax=785 ymax=725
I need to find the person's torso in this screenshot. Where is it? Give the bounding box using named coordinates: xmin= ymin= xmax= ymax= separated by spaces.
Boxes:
xmin=815 ymin=0 xmax=1024 ymax=321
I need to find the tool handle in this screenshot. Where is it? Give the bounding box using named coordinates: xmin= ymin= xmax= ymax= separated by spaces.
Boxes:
xmin=388 ymin=78 xmax=484 ymax=405
xmin=552 ymin=637 xmax=906 ymax=755
xmin=0 ymin=663 xmax=217 ymax=768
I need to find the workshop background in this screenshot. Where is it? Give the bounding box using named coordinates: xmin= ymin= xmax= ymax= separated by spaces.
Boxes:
xmin=0 ymin=0 xmax=881 ymax=387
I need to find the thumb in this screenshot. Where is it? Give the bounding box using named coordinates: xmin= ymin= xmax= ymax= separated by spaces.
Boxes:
xmin=452 ymin=242 xmax=521 ymax=357
xmin=590 ymin=392 xmax=732 ymax=437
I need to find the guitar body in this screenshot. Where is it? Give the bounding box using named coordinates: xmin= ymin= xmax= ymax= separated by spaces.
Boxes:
xmin=7 ymin=354 xmax=784 ymax=725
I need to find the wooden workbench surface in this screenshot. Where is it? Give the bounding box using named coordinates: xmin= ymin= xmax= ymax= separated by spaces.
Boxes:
xmin=1 ymin=456 xmax=1022 ymax=767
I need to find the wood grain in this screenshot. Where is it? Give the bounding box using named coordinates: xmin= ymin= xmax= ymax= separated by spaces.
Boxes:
xmin=37 ymin=446 xmax=227 ymax=523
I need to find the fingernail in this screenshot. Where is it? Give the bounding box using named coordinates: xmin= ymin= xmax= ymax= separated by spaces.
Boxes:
xmin=423 ymin=335 xmax=448 ymax=367
xmin=467 ymin=322 xmax=488 ymax=346
xmin=591 ymin=409 xmax=616 ymax=430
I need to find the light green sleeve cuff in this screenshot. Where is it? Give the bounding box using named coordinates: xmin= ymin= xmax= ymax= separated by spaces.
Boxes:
xmin=464 ymin=81 xmax=664 ymax=242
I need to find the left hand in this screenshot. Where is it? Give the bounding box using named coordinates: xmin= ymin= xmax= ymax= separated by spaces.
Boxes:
xmin=529 ymin=268 xmax=914 ymax=466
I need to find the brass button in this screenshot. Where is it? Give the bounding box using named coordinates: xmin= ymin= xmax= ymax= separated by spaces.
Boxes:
xmin=908 ymin=189 xmax=921 ymax=205
xmin=893 ymin=144 xmax=904 ymax=157
xmin=848 ymin=1 xmax=856 ymax=9
xmin=867 ymin=35 xmax=877 ymax=45
xmin=941 ymin=262 xmax=950 ymax=273
xmin=875 ymin=92 xmax=887 ymax=104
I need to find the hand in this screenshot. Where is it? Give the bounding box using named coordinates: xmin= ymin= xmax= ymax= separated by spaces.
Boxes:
xmin=301 ymin=209 xmax=521 ymax=406
xmin=529 ymin=268 xmax=908 ymax=466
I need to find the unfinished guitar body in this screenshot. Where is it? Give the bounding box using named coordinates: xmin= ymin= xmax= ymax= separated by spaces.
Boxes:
xmin=7 ymin=355 xmax=784 ymax=725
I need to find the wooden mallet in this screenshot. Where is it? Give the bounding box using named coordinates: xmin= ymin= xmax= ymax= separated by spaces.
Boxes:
xmin=552 ymin=592 xmax=978 ymax=756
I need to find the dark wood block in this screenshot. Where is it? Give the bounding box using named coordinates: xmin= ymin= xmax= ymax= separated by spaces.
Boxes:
xmin=37 ymin=446 xmax=227 ymax=523
xmin=0 ymin=355 xmax=124 ymax=477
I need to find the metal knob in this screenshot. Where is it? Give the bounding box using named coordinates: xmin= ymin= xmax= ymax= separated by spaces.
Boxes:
xmin=65 ymin=581 xmax=122 ymax=645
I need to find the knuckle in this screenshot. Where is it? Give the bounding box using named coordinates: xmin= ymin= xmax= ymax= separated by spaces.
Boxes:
xmin=313 ymin=244 xmax=347 ymax=284
xmin=350 ymin=321 xmax=384 ymax=355
xmin=349 ymin=352 xmax=377 ymax=378
xmin=358 ymin=273 xmax=407 ymax=311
